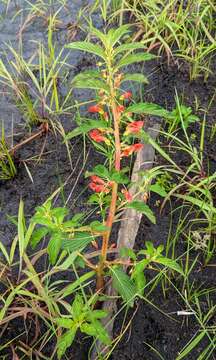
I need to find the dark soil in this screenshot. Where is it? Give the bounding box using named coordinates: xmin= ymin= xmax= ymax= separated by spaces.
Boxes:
xmin=0 ymin=16 xmax=216 ymax=359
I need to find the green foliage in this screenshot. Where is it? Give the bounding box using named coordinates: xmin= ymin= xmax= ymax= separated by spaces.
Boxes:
xmin=166 ymin=102 xmax=200 ymax=133
xmin=111 ymin=0 xmax=216 ymax=79
xmin=0 ymin=126 xmax=16 ymax=180
xmin=56 ymin=293 xmax=110 ymax=359
xmin=127 ymin=201 xmax=156 ymax=224
xmin=31 ymin=200 xmax=90 ymax=264
xmin=111 ymin=242 xmax=183 ymax=306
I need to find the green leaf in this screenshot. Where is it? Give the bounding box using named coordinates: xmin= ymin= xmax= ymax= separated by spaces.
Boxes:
xmin=31 ymin=227 xmax=49 ymax=249
xmin=59 ymin=271 xmax=95 ymax=298
xmin=62 ymin=232 xmax=95 ymax=253
xmin=80 ymin=322 xmax=97 ymax=337
xmin=90 ymin=221 xmax=109 ymax=232
xmin=126 ymin=102 xmax=170 ymax=117
xmin=114 ymin=43 xmax=146 ymax=56
xmin=116 ymin=53 xmax=155 ymax=69
xmin=56 ymin=318 xmax=74 ymax=329
xmin=134 ymin=271 xmax=146 ymax=297
xmin=121 ymin=73 xmax=149 ymax=84
xmin=0 ymin=242 xmax=10 ymax=265
xmin=66 ymin=41 xmax=106 ymax=60
xmin=108 ymin=25 xmax=130 ymax=46
xmin=81 ymin=320 xmax=111 ymax=345
xmin=176 ymin=331 xmax=206 ymax=360
xmin=110 ymin=170 xmax=129 ymax=184
xmin=175 ymin=194 xmax=216 ymax=214
xmin=127 ymin=201 xmax=156 ymax=224
xmin=32 ymin=214 xmax=53 ymax=228
xmin=120 ymin=247 xmax=136 ymax=261
xmin=64 ymin=119 xmax=109 ymax=141
xmin=90 ymin=310 xmax=108 ymax=319
xmin=71 ymin=294 xmax=84 ymax=319
xmin=63 ymin=213 xmax=84 ymax=228
xmin=72 ymin=72 xmax=109 ymax=91
xmin=150 ymin=183 xmax=167 ymax=197
xmin=57 ymin=328 xmax=77 ymax=359
xmin=111 ymin=266 xmax=137 ymax=307
xmin=51 ymin=207 xmax=69 ymax=223
xmin=87 ymin=164 xmax=110 ymax=179
xmin=48 ymin=232 xmax=63 ymax=265
xmin=18 ymin=200 xmax=26 ymax=257
xmin=93 ymin=319 xmax=111 ymax=345
xmin=155 ymin=257 xmax=184 ymax=275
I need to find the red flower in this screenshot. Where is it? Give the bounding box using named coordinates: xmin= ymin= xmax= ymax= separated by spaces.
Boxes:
xmin=89 ymin=175 xmax=111 ymax=194
xmin=88 ymin=105 xmax=103 ymax=114
xmin=125 ymin=121 xmax=144 ymax=135
xmin=121 ymin=143 xmax=144 ymax=157
xmin=89 ymin=129 xmax=106 ymax=143
xmin=90 ymin=175 xmax=105 ymax=185
xmin=120 ymin=91 xmax=132 ymax=100
xmin=89 ymin=182 xmax=107 ymax=193
xmin=122 ymin=189 xmax=133 ymax=202
xmin=117 ymin=105 xmax=125 ymax=113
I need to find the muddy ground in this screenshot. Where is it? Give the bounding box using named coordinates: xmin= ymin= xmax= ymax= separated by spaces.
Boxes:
xmin=0 ymin=57 xmax=215 ymax=359
xmin=0 ymin=2 xmax=216 ymax=359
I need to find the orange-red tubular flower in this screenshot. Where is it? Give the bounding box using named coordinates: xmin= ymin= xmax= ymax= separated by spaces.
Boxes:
xmin=122 ymin=189 xmax=133 ymax=202
xmin=121 ymin=143 xmax=144 ymax=157
xmin=89 ymin=176 xmax=111 ymax=194
xmin=89 ymin=129 xmax=106 ymax=143
xmin=125 ymin=121 xmax=144 ymax=135
xmin=88 ymin=105 xmax=104 ymax=114
xmin=90 ymin=175 xmax=105 ymax=185
xmin=120 ymin=91 xmax=132 ymax=100
xmin=116 ymin=105 xmax=125 ymax=114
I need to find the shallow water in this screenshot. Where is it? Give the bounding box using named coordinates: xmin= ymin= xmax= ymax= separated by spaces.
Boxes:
xmin=0 ymin=0 xmax=103 ymax=135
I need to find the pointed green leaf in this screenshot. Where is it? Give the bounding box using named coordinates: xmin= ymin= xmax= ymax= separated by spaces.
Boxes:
xmin=121 ymin=73 xmax=149 ymax=84
xmin=72 ymin=72 xmax=109 ymax=91
xmin=65 ymin=119 xmax=108 ymax=141
xmin=56 ymin=318 xmax=74 ymax=329
xmin=31 ymin=227 xmax=49 ymax=249
xmin=57 ymin=328 xmax=77 ymax=359
xmin=71 ymin=294 xmax=84 ymax=319
xmin=66 ymin=41 xmax=106 ymax=60
xmin=111 ymin=266 xmax=137 ymax=307
xmin=48 ymin=232 xmax=63 ymax=265
xmin=126 ymin=102 xmax=170 ymax=117
xmin=108 ymin=25 xmax=130 ymax=46
xmin=116 ymin=53 xmax=156 ymax=69
xmin=62 ymin=232 xmax=95 ymax=253
xmin=114 ymin=42 xmax=146 ymax=56
xmin=127 ymin=201 xmax=156 ymax=224
xmin=155 ymin=257 xmax=184 ymax=275
xmin=150 ymin=183 xmax=167 ymax=197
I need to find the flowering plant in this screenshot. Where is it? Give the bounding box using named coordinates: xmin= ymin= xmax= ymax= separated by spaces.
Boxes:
xmin=28 ymin=26 xmax=182 ymax=357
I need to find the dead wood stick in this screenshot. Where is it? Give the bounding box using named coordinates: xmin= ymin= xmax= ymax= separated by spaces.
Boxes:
xmin=90 ymin=120 xmax=161 ymax=360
